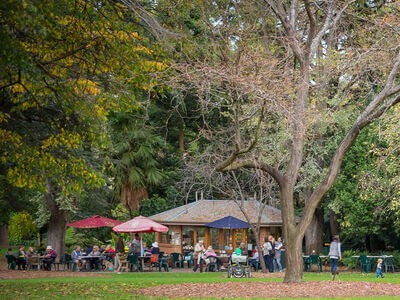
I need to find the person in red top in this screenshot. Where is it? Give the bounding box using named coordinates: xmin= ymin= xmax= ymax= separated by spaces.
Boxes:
xmin=103 ymin=244 xmax=115 ymax=271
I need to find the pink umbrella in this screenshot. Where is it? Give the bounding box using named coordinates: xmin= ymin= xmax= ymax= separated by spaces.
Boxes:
xmin=113 ymin=216 xmax=168 ymax=256
xmin=112 ymin=216 xmax=168 ymax=233
xmin=67 ymin=215 xmax=122 ymax=228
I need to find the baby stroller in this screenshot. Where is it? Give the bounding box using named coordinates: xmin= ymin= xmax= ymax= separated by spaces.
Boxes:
xmin=227 ymin=252 xmax=251 ymax=278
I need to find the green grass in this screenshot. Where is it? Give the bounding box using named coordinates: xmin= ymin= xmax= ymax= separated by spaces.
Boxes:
xmin=1 ymin=272 xmax=399 ymax=299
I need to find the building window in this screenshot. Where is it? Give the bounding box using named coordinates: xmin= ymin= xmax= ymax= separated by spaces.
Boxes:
xmin=183 ymin=227 xmax=194 ymax=250
xmin=210 ymin=228 xmax=219 ymax=250
xmin=196 ymin=227 xmax=205 ymax=244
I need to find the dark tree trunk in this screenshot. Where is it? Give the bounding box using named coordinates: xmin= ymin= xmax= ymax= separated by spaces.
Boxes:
xmin=0 ymin=224 xmax=9 ymax=247
xmin=46 ymin=207 xmax=68 ymax=261
xmin=44 ymin=181 xmax=68 ymax=262
xmin=305 ymin=207 xmax=324 ymax=254
xmin=329 ymin=210 xmax=340 ymax=236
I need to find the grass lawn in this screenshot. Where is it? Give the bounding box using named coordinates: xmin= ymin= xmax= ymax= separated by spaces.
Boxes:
xmin=1 ymin=272 xmax=399 ymax=299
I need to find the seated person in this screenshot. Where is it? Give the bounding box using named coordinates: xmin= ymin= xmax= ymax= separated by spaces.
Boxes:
xmin=71 ymin=246 xmax=86 ymax=271
xmin=142 ymin=242 xmax=151 ymax=256
xmin=26 ymin=247 xmax=36 ymax=268
xmin=225 ymin=243 xmax=233 ymax=251
xmin=43 ymin=245 xmax=57 ymax=271
xmin=103 ymin=244 xmax=115 ymax=271
xmin=248 ymin=248 xmax=259 ymax=269
xmin=100 ymin=245 xmax=106 ymax=254
xmin=17 ymin=246 xmax=27 ymax=270
xmin=88 ymin=245 xmax=101 ymax=271
xmin=231 ymin=248 xmax=246 ymax=263
xmin=239 ymin=242 xmax=248 ymax=256
xmin=150 ymin=242 xmax=160 ymax=255
xmin=205 ymin=246 xmax=222 ymax=271
xmin=6 ymin=248 xmax=16 ymax=269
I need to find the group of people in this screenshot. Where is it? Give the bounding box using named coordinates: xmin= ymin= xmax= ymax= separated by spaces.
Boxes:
xmin=127 ymin=233 xmax=160 ymax=257
xmin=71 ymin=244 xmax=115 ymax=271
xmin=6 ymin=245 xmax=57 ymax=271
xmin=191 ymin=237 xmax=284 ymax=273
xmin=261 ymin=235 xmax=283 ymax=272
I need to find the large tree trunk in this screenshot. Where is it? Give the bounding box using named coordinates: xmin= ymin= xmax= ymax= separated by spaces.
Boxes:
xmin=284 ymin=230 xmax=304 ymax=283
xmin=0 ymin=224 xmax=9 ymax=247
xmin=329 ymin=210 xmax=340 ymax=236
xmin=44 ymin=181 xmax=68 ymax=262
xmin=305 ymin=207 xmax=324 ymax=254
xmin=46 ymin=207 xmax=68 ymax=261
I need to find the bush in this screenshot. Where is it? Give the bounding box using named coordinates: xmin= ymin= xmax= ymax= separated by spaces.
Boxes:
xmin=8 ymin=211 xmax=37 ymax=244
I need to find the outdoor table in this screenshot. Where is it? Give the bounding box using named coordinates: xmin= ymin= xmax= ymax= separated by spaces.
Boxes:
xmin=138 ymin=256 xmax=151 ymax=271
xmin=80 ymin=255 xmax=103 ymax=271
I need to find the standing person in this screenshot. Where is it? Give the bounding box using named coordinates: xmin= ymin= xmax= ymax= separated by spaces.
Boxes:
xmin=128 ymin=234 xmax=141 ymax=256
xmin=328 ymin=235 xmax=341 ymax=281
xmin=376 ymin=258 xmax=384 ymax=278
xmin=193 ymin=240 xmax=205 ymax=272
xmin=115 ymin=235 xmax=125 ymax=254
xmin=263 ymin=236 xmax=273 ymax=272
xmin=274 ymin=237 xmax=283 ymax=272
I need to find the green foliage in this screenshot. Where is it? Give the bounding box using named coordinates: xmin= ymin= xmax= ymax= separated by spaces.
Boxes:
xmin=8 ymin=211 xmax=37 ymax=243
xmin=139 ymin=194 xmax=172 ymax=217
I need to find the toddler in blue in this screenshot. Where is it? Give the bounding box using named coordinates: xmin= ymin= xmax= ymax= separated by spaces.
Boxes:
xmin=376 ymin=258 xmax=384 ymax=278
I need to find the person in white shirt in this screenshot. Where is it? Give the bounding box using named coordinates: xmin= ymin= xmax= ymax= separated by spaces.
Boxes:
xmin=263 ymin=236 xmax=273 ymax=272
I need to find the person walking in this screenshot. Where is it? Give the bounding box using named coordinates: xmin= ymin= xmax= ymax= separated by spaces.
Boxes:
xmin=328 ymin=235 xmax=341 ymax=281
xmin=376 ymin=258 xmax=384 ymax=278
xmin=193 ymin=240 xmax=205 ymax=272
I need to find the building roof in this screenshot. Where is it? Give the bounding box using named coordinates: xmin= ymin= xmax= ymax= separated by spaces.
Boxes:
xmin=149 ymin=200 xmax=284 ymax=226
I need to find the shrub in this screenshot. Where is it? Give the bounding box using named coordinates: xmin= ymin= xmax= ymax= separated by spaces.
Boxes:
xmin=8 ymin=211 xmax=37 ymax=243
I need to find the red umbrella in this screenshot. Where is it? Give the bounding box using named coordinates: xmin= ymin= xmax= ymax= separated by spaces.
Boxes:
xmin=67 ymin=215 xmax=122 ymax=228
xmin=112 ymin=216 xmax=168 ymax=233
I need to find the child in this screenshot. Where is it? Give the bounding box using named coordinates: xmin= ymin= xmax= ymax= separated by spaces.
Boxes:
xmin=376 ymin=258 xmax=384 ymax=278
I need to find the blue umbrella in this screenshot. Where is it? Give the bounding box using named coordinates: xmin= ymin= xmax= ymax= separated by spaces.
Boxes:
xmin=205 ymin=216 xmax=250 ymax=229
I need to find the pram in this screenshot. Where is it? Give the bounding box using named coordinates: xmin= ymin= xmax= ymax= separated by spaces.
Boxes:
xmin=227 ymin=254 xmax=251 ymax=278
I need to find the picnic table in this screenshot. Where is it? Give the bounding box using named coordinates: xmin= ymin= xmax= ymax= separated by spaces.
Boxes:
xmin=80 ymin=255 xmax=104 ymax=271
xmin=351 ymin=255 xmax=394 ymax=273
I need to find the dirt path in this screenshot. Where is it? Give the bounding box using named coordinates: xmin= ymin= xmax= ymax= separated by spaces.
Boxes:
xmin=0 ymin=270 xmax=111 ymax=280
xmin=137 ymin=281 xmax=400 ymax=298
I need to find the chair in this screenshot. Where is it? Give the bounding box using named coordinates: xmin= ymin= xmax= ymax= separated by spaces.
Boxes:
xmin=182 ymin=252 xmax=193 ymax=268
xmin=158 ymin=255 xmax=170 ymax=272
xmin=206 ymin=256 xmax=218 ymax=272
xmin=359 ymin=255 xmax=372 ymax=273
xmin=147 ymin=254 xmax=159 ymax=271
xmin=62 ymin=254 xmax=73 ymax=271
xmin=6 ymin=254 xmax=16 ymax=270
xmin=308 ymin=255 xmax=322 ymax=272
xmin=302 ymin=256 xmax=310 ymax=271
xmin=118 ymin=254 xmax=128 ymax=272
xmin=53 ymin=255 xmax=65 ymax=271
xmin=171 ymin=253 xmax=182 ymax=268
xmin=27 ymin=256 xmax=40 ymax=270
xmin=249 ymin=259 xmax=259 ymax=271
xmin=383 ymin=257 xmax=395 ymax=273
xmin=128 ymin=254 xmax=141 ymax=272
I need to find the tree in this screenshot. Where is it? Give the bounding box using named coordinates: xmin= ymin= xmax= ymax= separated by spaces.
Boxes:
xmin=0 ymin=0 xmax=163 ymax=256
xmin=136 ymin=0 xmax=400 ymax=282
